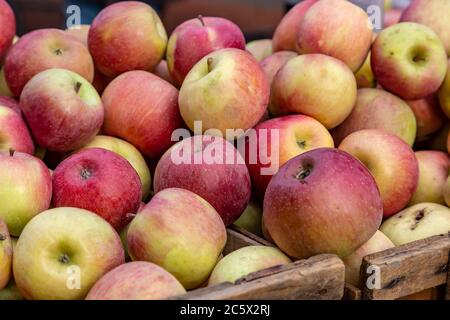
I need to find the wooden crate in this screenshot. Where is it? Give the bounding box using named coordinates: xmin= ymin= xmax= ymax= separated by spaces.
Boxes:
xmin=172 ymin=227 xmax=345 ymax=300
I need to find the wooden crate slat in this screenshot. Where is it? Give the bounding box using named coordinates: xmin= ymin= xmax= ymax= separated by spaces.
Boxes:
xmin=172 ymin=254 xmax=345 ymax=300
xmin=360 ymin=234 xmax=450 ymax=300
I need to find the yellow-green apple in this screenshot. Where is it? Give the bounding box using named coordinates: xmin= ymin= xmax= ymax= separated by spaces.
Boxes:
xmin=0 ymin=0 xmax=15 ymax=60
xmin=65 ymin=24 xmax=90 ymax=46
xmin=400 ymin=0 xmax=450 ymax=56
xmin=380 ymin=203 xmax=450 ymax=245
xmin=296 ymin=0 xmax=372 ymax=72
xmin=342 ymin=231 xmax=395 ymax=287
xmin=0 ymin=150 xmax=52 ymax=236
xmin=272 ymin=0 xmax=317 ymax=52
xmin=53 ymin=148 xmax=142 ymax=230
xmin=246 ymin=39 xmax=272 ymax=62
xmin=260 ymin=51 xmax=297 ymax=86
xmin=166 ymin=16 xmax=245 ymax=86
xmin=0 ymin=67 xmax=12 ymax=97
xmin=20 ymin=69 xmax=103 ymax=152
xmin=339 ymin=130 xmax=419 ymax=217
xmin=153 ymin=60 xmax=177 ymax=87
xmin=88 ymin=1 xmax=167 ymax=77
xmin=245 ymin=115 xmax=334 ymax=196
xmin=127 ymin=188 xmax=226 ymax=289
xmin=154 ymin=135 xmax=251 ymax=226
xmin=270 ymin=54 xmax=357 ymax=129
xmin=208 ymin=246 xmax=291 ymax=286
xmin=233 ymin=201 xmax=263 ymax=237
xmin=438 ymin=60 xmax=450 ymax=117
xmin=78 ymin=135 xmax=151 ymax=200
xmin=0 ymin=281 xmax=24 ymax=300
xmin=409 ymin=151 xmax=450 ymax=205
xmin=4 ymin=29 xmax=94 ymax=97
xmin=371 ymin=23 xmax=447 ymax=100
xmin=407 ymin=95 xmax=445 ymax=140
xmin=102 ymin=70 xmax=183 ymax=159
xmin=0 ymin=96 xmax=20 ymax=115
xmin=86 ymin=261 xmax=186 ymax=300
xmin=0 ymin=218 xmax=12 ymax=290
xmin=0 ymin=106 xmax=34 ymax=154
xmin=444 ymin=176 xmax=450 ymax=206
xmin=332 ymin=88 xmax=417 ymax=146
xmin=263 ymin=148 xmax=383 ymax=259
xmin=13 ymin=207 xmax=125 ymax=300
xmin=355 ymin=52 xmax=376 ymax=88
xmin=179 ymin=49 xmax=269 ymax=138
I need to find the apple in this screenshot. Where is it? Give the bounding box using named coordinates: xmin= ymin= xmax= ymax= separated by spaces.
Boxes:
xmin=384 ymin=9 xmax=403 ymax=28
xmin=263 ymin=148 xmax=383 ymax=259
xmin=339 ymin=130 xmax=419 ymax=217
xmin=400 ymin=0 xmax=450 ymax=56
xmin=444 ymin=176 xmax=450 ymax=206
xmin=0 ymin=67 xmax=12 ymax=97
xmin=102 ymin=70 xmax=183 ymax=159
xmin=425 ymin=123 xmax=450 ymax=152
xmin=332 ymin=88 xmax=417 ymax=146
xmin=0 ymin=0 xmax=15 ymax=60
xmin=270 ymin=54 xmax=357 ymax=129
xmin=154 ymin=135 xmax=251 ymax=226
xmin=20 ymin=68 xmax=103 ymax=152
xmin=342 ymin=231 xmax=395 ymax=287
xmin=0 ymin=96 xmax=20 ymax=115
xmin=0 ymin=106 xmax=34 ymax=154
xmin=166 ymin=16 xmax=245 ymax=86
xmin=371 ymin=23 xmax=447 ymax=100
xmin=153 ymin=60 xmax=177 ymax=87
xmin=13 ymin=207 xmax=124 ymax=300
xmin=233 ymin=201 xmax=263 ymax=237
xmin=246 ymin=39 xmax=273 ymax=62
xmin=245 ymin=114 xmax=334 ymax=196
xmin=53 ymin=148 xmax=142 ymax=230
xmin=438 ymin=60 xmax=450 ymax=118
xmin=260 ymin=51 xmax=297 ymax=86
xmin=179 ymin=48 xmax=269 ymax=138
xmin=86 ymin=261 xmax=186 ymax=300
xmin=409 ymin=151 xmax=450 ymax=205
xmin=0 ymin=281 xmax=23 ymax=300
xmin=272 ymin=0 xmax=317 ymax=52
xmin=380 ymin=203 xmax=450 ymax=245
xmin=65 ymin=24 xmax=90 ymax=46
xmin=88 ymin=1 xmax=167 ymax=77
xmin=355 ymin=52 xmax=376 ymax=89
xmin=407 ymin=95 xmax=445 ymax=140
xmin=0 ymin=218 xmax=12 ymax=290
xmin=208 ymin=246 xmax=291 ymax=286
xmin=4 ymin=29 xmax=94 ymax=97
xmin=296 ymin=0 xmax=372 ymax=72
xmin=78 ymin=135 xmax=151 ymax=200
xmin=127 ymin=188 xmax=226 ymax=289
xmin=261 ymin=219 xmax=274 ymax=244
xmin=0 ymin=150 xmax=52 ymax=236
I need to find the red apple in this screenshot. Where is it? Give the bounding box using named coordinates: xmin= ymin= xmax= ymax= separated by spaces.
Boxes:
xmin=0 ymin=106 xmax=34 ymax=154
xmin=20 ymin=69 xmax=104 ymax=152
xmin=0 ymin=96 xmax=20 ymax=115
xmin=296 ymin=0 xmax=372 ymax=72
xmin=102 ymin=70 xmax=183 ymax=159
xmin=332 ymin=88 xmax=417 ymax=146
xmin=154 ymin=135 xmax=251 ymax=226
xmin=245 ymin=115 xmax=334 ymax=196
xmin=260 ymin=51 xmax=297 ymax=86
xmin=166 ymin=16 xmax=245 ymax=86
xmin=272 ymin=0 xmax=317 ymax=52
xmin=4 ymin=29 xmax=94 ymax=97
xmin=407 ymin=95 xmax=445 ymax=140
xmin=52 ymin=148 xmax=142 ymax=230
xmin=400 ymin=0 xmax=450 ymax=56
xmin=0 ymin=0 xmax=16 ymax=60
xmin=88 ymin=1 xmax=167 ymax=77
xmin=270 ymin=54 xmax=357 ymax=129
xmin=86 ymin=262 xmax=186 ymax=300
xmin=339 ymin=130 xmax=419 ymax=217
xmin=384 ymin=9 xmax=403 ymax=28
xmin=153 ymin=60 xmax=177 ymax=87
xmin=371 ymin=23 xmax=447 ymax=100
xmin=263 ymin=148 xmax=383 ymax=259
xmin=179 ymin=48 xmax=269 ymax=138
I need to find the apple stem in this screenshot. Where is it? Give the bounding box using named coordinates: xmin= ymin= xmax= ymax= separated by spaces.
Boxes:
xmin=198 ymin=15 xmax=205 ymax=27
xmin=75 ymin=82 xmax=82 ymax=94
xmin=207 ymin=57 xmax=214 ymax=73
xmin=9 ymin=149 xmax=15 ymax=157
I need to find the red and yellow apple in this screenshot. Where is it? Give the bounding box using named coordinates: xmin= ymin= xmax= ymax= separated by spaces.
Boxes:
xmin=407 ymin=95 xmax=445 ymax=140
xmin=0 ymin=106 xmax=34 ymax=154
xmin=438 ymin=60 xmax=450 ymax=117
xmin=0 ymin=218 xmax=12 ymax=290
xmin=246 ymin=39 xmax=273 ymax=62
xmin=260 ymin=51 xmax=297 ymax=86
xmin=153 ymin=60 xmax=177 ymax=87
xmin=65 ymin=24 xmax=90 ymax=46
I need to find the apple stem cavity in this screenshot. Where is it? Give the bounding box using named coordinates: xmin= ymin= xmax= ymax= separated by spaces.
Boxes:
xmin=74 ymin=82 xmax=82 ymax=94
xmin=54 ymin=48 xmax=63 ymax=56
xmin=297 ymin=140 xmax=306 ymax=149
xmin=207 ymin=57 xmax=214 ymax=73
xmin=58 ymin=253 xmax=70 ymax=264
xmin=294 ymin=162 xmax=314 ymax=183
xmin=198 ymin=15 xmax=205 ymax=27
xmin=80 ymin=168 xmax=92 ymax=180
xmin=9 ymin=148 xmax=15 ymax=157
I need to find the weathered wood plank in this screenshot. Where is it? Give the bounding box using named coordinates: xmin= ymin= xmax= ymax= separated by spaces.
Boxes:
xmin=172 ymin=254 xmax=345 ymax=300
xmin=360 ymin=233 xmax=450 ymax=300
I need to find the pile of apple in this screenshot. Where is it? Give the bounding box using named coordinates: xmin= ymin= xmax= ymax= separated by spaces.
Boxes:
xmin=1 ymin=0 xmax=450 ymax=300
